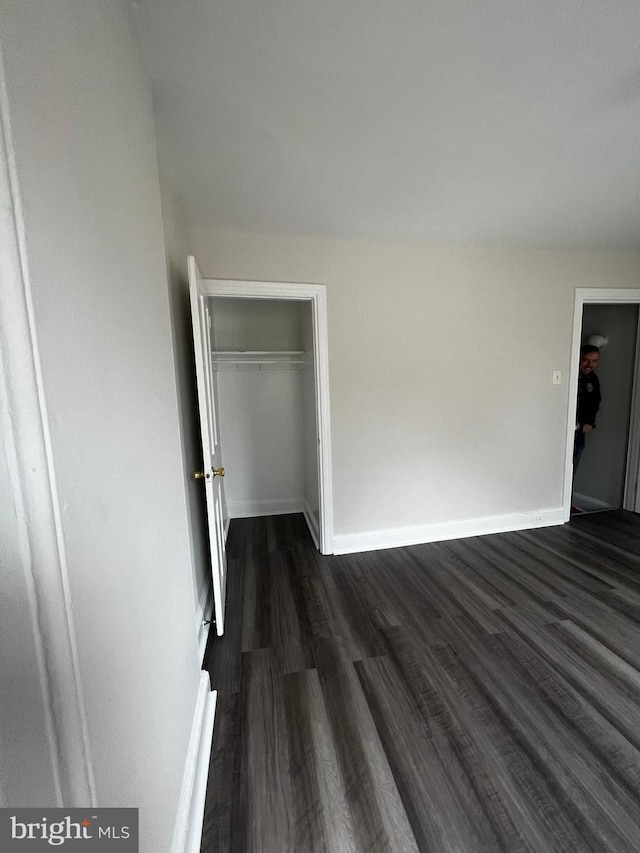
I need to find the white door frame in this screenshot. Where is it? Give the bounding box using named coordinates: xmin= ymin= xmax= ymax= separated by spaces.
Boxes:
xmin=565 ymin=288 xmax=640 ymax=517
xmin=0 ymin=53 xmax=96 ymax=804
xmin=202 ymin=278 xmax=334 ymax=554
xmin=188 ymin=258 xmax=229 ymax=635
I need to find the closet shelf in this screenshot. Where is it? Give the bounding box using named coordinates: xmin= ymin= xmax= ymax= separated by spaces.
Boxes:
xmin=210 ymin=350 xmax=310 ymax=370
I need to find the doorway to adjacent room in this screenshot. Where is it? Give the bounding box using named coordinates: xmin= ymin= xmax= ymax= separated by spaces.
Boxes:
xmin=565 ymin=289 xmax=640 ymax=519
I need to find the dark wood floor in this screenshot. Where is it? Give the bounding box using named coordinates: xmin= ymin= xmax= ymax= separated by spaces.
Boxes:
xmin=200 ymin=510 xmax=640 ymax=852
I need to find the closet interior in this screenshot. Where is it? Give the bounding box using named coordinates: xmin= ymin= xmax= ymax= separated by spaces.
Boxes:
xmin=209 ymin=297 xmax=320 ymax=544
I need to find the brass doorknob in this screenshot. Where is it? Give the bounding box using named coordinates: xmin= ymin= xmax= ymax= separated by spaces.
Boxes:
xmin=193 ymin=468 xmax=225 ymax=480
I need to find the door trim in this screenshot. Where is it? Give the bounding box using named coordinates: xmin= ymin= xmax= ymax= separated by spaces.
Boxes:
xmin=201 ymin=278 xmax=334 ymax=554
xmin=0 ymin=55 xmax=96 ymax=804
xmin=566 ymin=288 xmax=640 ymax=518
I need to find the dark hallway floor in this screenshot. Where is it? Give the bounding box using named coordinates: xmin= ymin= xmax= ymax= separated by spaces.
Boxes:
xmin=201 ymin=511 xmax=640 ymax=852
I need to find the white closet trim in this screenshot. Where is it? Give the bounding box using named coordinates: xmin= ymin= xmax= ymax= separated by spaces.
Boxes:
xmin=200 ymin=278 xmax=334 ymax=554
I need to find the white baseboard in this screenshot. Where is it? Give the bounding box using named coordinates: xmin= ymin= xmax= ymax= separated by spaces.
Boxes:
xmin=572 ymin=492 xmax=617 ymax=512
xmin=332 ymin=507 xmax=566 ymax=555
xmin=171 ymin=672 xmax=217 ymax=853
xmin=227 ymin=497 xmax=304 ymax=518
xmin=195 ymin=581 xmax=213 ymax=663
xmin=303 ymin=501 xmax=320 ymax=549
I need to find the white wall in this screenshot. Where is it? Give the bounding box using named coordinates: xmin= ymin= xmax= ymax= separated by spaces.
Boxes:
xmin=192 ymin=228 xmax=640 ymax=541
xmin=0 ymin=414 xmax=59 ymax=806
xmin=1 ymin=1 xmax=202 ymax=849
xmin=574 ymin=304 xmax=638 ymax=506
xmin=217 ymin=369 xmax=305 ymax=515
xmin=211 ymin=297 xmax=305 ymax=351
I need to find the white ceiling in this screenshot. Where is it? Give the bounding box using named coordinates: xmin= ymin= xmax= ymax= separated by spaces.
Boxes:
xmin=134 ymin=0 xmax=640 ymax=249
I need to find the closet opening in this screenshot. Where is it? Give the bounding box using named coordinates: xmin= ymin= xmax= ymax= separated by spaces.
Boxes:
xmin=206 ymin=279 xmax=333 ymax=555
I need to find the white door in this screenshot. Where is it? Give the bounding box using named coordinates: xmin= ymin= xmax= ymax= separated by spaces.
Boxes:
xmin=188 ymin=256 xmax=228 ymax=636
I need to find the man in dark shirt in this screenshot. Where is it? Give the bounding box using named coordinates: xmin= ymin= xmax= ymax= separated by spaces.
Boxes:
xmin=573 ymin=344 xmax=601 ymax=475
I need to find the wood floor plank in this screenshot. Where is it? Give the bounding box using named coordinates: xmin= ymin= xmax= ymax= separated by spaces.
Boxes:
xmin=288 ymin=549 xmax=335 ymax=643
xmin=313 ymin=636 xmax=420 ymax=853
xmin=284 ymin=668 xmax=356 ymax=853
xmin=573 ymin=510 xmax=640 ymax=544
xmin=201 ymin=510 xmax=640 ymax=852
xmin=428 ymin=637 xmax=592 ymax=853
xmin=268 ymin=549 xmax=315 ymax=675
xmin=200 ymin=693 xmax=243 ymax=853
xmin=445 ymin=536 xmax=549 ymax=608
xmin=316 ymin=554 xmax=391 ymax=661
xmin=542 ymin=620 xmax=640 ymax=748
xmin=356 ymin=652 xmax=503 ymax=852
xmin=358 ymin=549 xmax=445 ymax=648
xmin=513 ymin=530 xmax=618 ymax=594
xmin=462 ymin=536 xmax=567 ymax=605
xmin=428 ymin=541 xmax=515 ymax=609
xmin=240 ymin=647 xmax=293 ymax=852
xmin=240 ymin=544 xmax=260 ymax=653
xmin=549 ymin=590 xmax=640 ymax=670
xmin=490 ymin=626 xmax=640 ymax=852
xmin=441 ymin=620 xmax=640 ymax=852
xmin=409 ymin=545 xmax=506 ymax=634
xmin=491 ymin=625 xmax=640 ymax=802
xmin=496 ymin=531 xmax=612 ymax=598
xmin=555 ymin=524 xmax=640 ymax=576
xmin=340 ymin=554 xmax=401 ymax=631
xmin=601 ymin=586 xmax=640 ymax=625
